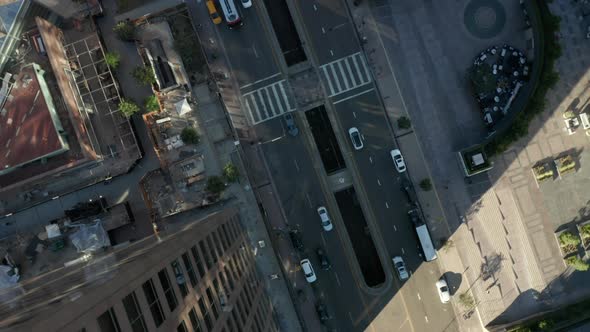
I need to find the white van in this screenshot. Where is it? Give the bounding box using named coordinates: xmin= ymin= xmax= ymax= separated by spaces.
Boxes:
xmin=218 ymin=0 xmax=243 ymax=28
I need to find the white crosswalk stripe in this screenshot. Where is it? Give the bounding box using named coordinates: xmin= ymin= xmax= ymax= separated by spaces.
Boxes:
xmin=320 ymin=52 xmax=372 ymax=97
xmin=242 ymin=80 xmax=295 ymax=125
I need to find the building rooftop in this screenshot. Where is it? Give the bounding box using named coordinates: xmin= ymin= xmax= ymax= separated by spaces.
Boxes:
xmin=0 ymin=63 xmax=69 ymax=174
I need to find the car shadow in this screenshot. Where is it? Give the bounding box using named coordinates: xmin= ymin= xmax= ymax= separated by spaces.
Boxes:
xmin=442 ymin=271 xmax=463 ymax=296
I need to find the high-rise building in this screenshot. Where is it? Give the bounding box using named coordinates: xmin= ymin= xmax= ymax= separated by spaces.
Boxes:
xmin=0 ymin=207 xmax=277 ymax=332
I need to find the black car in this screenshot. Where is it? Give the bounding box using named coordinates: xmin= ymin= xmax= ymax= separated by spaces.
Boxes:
xmin=408 ymin=209 xmax=422 ymax=226
xmin=289 ymin=231 xmax=304 ymax=251
xmin=401 ymin=178 xmax=418 ymax=206
xmin=316 ymin=302 xmax=331 ymax=322
xmin=316 ymin=248 xmax=331 ymax=270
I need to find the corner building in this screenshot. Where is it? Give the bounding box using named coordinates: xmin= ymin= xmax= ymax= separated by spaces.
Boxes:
xmin=1 ymin=207 xmax=277 ymax=332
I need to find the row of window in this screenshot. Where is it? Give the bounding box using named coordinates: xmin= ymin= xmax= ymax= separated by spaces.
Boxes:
xmin=96 ymin=216 xmax=274 ymax=332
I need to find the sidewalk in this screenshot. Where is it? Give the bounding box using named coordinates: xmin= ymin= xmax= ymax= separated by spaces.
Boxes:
xmin=344 ymin=1 xmax=485 ymax=331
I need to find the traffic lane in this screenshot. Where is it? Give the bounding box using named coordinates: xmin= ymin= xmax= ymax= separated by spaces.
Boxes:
xmin=189 ymin=0 xmax=278 ymax=87
xmin=401 ymin=261 xmax=458 ymax=332
xmin=293 ymin=0 xmax=359 ymax=63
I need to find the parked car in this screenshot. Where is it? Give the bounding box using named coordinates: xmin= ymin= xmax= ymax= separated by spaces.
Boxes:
xmin=316 ymin=302 xmax=331 ymax=322
xmin=401 ymin=178 xmax=417 ymax=205
xmin=436 ymin=278 xmax=451 ymax=303
xmin=349 ymin=127 xmax=364 ymax=150
xmin=391 ymin=149 xmax=406 ymax=173
xmin=317 ymin=206 xmax=333 ymax=231
xmin=241 ymin=0 xmax=252 ymax=8
xmin=392 ymin=256 xmax=409 ymax=280
xmin=316 ymin=248 xmax=331 ymax=270
xmin=289 ymin=231 xmax=304 ymax=251
xmin=300 ymin=259 xmax=317 ymax=283
xmin=407 ymin=209 xmax=421 ymax=226
xmin=284 ymin=113 xmax=299 ymax=136
xmin=206 ymin=0 xmax=222 ymax=25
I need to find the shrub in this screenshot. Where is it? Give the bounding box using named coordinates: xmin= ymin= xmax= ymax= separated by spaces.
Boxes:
xmin=118 ymin=99 xmax=140 ymax=117
xmin=206 ymin=176 xmax=225 ymax=195
xmin=131 ymin=66 xmax=156 ymax=86
xmin=581 ymin=224 xmax=590 ymax=239
xmin=144 ymin=95 xmax=160 ymax=112
xmin=104 ymin=52 xmax=120 ymax=69
xmin=397 ymin=116 xmax=411 ymax=129
xmin=419 ymin=178 xmax=432 ymax=191
xmin=223 ymin=163 xmax=239 ymax=183
xmin=538 ymin=319 xmax=554 ymax=330
xmin=559 ymin=231 xmax=580 ymax=247
xmin=459 ymin=292 xmax=476 ymax=310
xmin=113 ymin=21 xmax=135 ymax=41
xmin=565 ymin=256 xmax=589 ymax=271
xmin=180 ymin=127 xmax=200 ymax=145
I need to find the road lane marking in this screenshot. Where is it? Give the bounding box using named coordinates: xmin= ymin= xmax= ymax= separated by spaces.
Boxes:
xmin=252 ymin=44 xmax=259 ymax=58
xmin=240 ymin=73 xmax=281 ymax=90
xmin=293 ymin=159 xmax=300 ymax=172
xmin=305 ymin=193 xmax=313 ymax=208
xmin=361 ymin=134 xmax=365 ymax=141
xmin=334 ymin=271 xmax=342 ymax=286
xmin=417 ymin=293 xmax=421 ymax=300
xmin=385 ymin=202 xmax=389 ymax=208
xmin=353 ymin=111 xmax=357 ymax=118
xmin=425 ymin=315 xmax=429 ymax=323
xmin=377 ymin=179 xmax=381 ymax=186
xmin=321 ymin=232 xmax=327 ymax=246
xmin=393 ymin=225 xmax=397 ymax=231
xmin=321 ymin=27 xmax=326 ymax=34
xmin=333 ymin=88 xmax=374 ymax=104
xmin=313 ymin=4 xmax=317 ymax=10
xmin=348 ymin=312 xmax=354 ymax=323
xmin=369 ymin=156 xmax=372 ymax=163
xmin=330 ymin=50 xmax=334 ymax=56
xmin=401 ymin=247 xmax=405 ymax=254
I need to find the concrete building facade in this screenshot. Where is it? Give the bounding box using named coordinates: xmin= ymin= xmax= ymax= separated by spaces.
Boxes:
xmin=0 ymin=207 xmax=278 ymax=332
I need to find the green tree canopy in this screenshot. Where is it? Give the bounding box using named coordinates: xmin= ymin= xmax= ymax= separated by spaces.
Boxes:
xmin=119 ymin=99 xmax=140 ymax=117
xmin=206 ymin=176 xmax=225 ymax=195
xmin=223 ymin=163 xmax=240 ymax=183
xmin=113 ymin=21 xmax=135 ymax=41
xmin=131 ymin=66 xmax=156 ymax=86
xmin=180 ymin=127 xmax=200 ymax=145
xmin=104 ymin=52 xmax=120 ymax=69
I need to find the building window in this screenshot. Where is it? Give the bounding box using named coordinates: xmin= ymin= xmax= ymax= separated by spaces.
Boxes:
xmin=122 ymin=292 xmax=147 ymax=332
xmin=97 ymin=307 xmax=121 ymax=332
xmin=177 ymin=320 xmax=188 ymax=332
xmin=218 ymin=227 xmax=228 ymax=252
xmin=223 ymin=267 xmax=235 ymax=291
xmin=232 ymin=254 xmax=242 ymax=278
xmin=218 ymin=272 xmax=229 ymax=295
xmin=199 ymin=240 xmax=213 ymax=269
xmin=188 ymin=307 xmax=202 ymax=332
xmin=221 ymin=224 xmax=232 ymax=246
xmin=231 ymin=308 xmax=241 ymax=331
xmin=158 ymin=268 xmax=178 ymax=312
xmin=191 ymin=245 xmax=206 ymax=277
xmin=213 ymin=231 xmax=224 ymax=256
xmin=235 ymin=297 xmax=246 ymax=324
xmin=206 ymin=235 xmax=218 ymax=264
xmin=206 ymin=287 xmax=219 ymax=320
xmin=171 ymin=259 xmax=189 ymax=298
xmin=182 ymin=252 xmax=198 ymax=287
xmin=198 ymin=297 xmax=213 ymax=331
xmin=142 ymin=279 xmax=165 ymax=327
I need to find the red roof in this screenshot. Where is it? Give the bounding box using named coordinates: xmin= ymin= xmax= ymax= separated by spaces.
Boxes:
xmin=0 ymin=65 xmax=65 ymax=171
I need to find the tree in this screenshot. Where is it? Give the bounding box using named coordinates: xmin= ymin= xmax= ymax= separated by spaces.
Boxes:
xmin=118 ymin=99 xmax=140 ymax=117
xmin=223 ymin=163 xmax=240 ymax=183
xmin=131 ymin=66 xmax=156 ymax=86
xmin=113 ymin=21 xmax=135 ymax=41
xmin=206 ymin=176 xmax=226 ymax=195
xmin=419 ymin=178 xmax=432 ymax=191
xmin=144 ymin=95 xmax=160 ymax=112
xmin=565 ymin=256 xmax=590 ymax=271
xmin=559 ymin=232 xmax=581 ymax=247
xmin=459 ymin=292 xmax=476 ymax=310
xmin=397 ymin=116 xmax=411 ymax=130
xmin=104 ymin=52 xmax=120 ymax=69
xmin=181 ymin=127 xmax=200 ymax=145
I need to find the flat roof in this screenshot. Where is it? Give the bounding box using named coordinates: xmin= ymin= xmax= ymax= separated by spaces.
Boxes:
xmin=0 ymin=63 xmax=68 ymax=173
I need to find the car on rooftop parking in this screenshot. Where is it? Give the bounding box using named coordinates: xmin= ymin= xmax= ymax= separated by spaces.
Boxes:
xmin=317 ymin=206 xmax=333 ymax=231
xmin=349 ymin=127 xmax=364 ymax=150
xmin=283 ymin=113 xmax=299 ymax=136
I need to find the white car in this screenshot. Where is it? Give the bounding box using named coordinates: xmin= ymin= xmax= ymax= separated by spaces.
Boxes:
xmin=241 ymin=0 xmax=252 ymax=8
xmin=317 ymin=206 xmax=333 ymax=231
xmin=390 ymin=149 xmax=406 ymax=173
xmin=392 ymin=256 xmax=409 ymax=280
xmin=348 ymin=127 xmax=364 ymax=150
xmin=436 ymin=278 xmax=451 ymax=303
xmin=300 ymin=259 xmax=317 ymax=283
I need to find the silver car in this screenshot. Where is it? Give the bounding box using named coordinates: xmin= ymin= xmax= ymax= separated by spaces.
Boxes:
xmin=392 ymin=256 xmax=409 ymax=280
xmin=317 ymin=206 xmax=333 ymax=231
xmin=348 ymin=127 xmax=364 ymax=150
xmin=390 ymin=149 xmax=406 ymax=173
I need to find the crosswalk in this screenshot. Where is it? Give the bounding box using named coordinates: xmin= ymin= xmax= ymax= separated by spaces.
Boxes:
xmin=319 ymin=52 xmax=372 ymax=97
xmin=242 ymin=80 xmax=295 ymax=125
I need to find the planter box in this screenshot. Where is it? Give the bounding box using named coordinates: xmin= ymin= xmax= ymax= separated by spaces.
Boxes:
xmin=577 ymin=221 xmax=590 ymax=252
xmin=532 ymin=162 xmax=554 ymax=183
xmin=555 ymin=155 xmax=577 ymax=177
xmin=555 ymin=229 xmax=582 ymax=257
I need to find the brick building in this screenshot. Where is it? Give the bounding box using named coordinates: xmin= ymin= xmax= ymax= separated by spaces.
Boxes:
xmin=0 ymin=207 xmax=277 ymax=332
